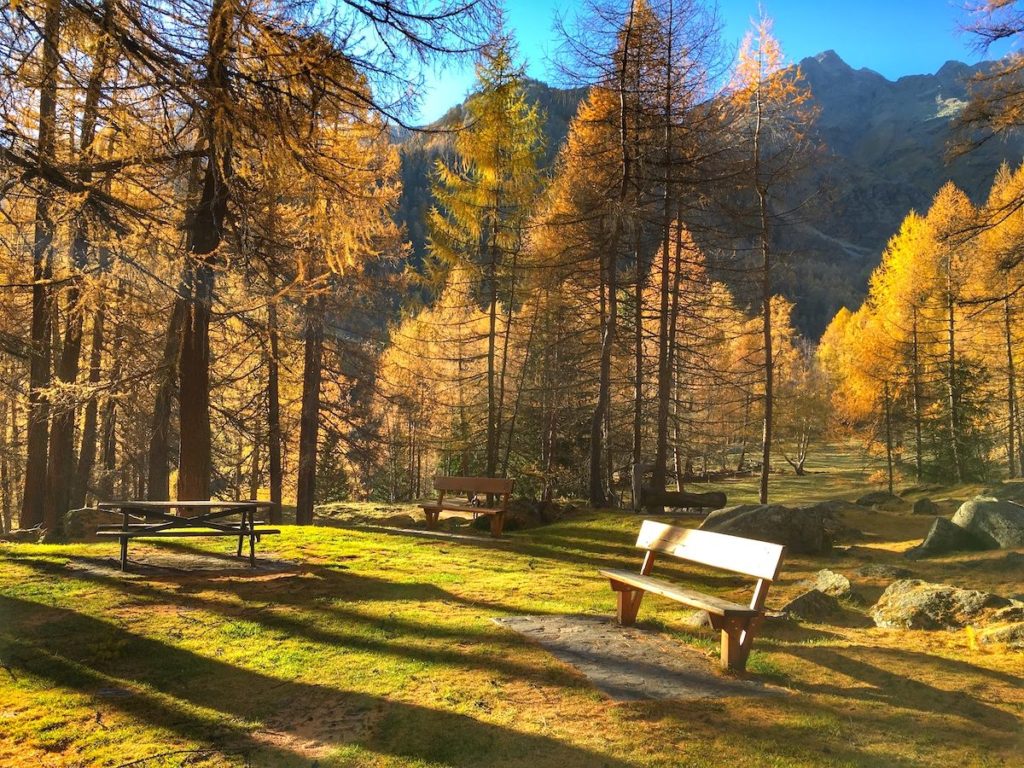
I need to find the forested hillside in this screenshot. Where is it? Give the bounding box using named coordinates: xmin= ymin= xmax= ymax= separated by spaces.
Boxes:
xmin=396 ymin=51 xmax=1024 ymax=336
xmin=4 ymin=0 xmax=1024 ymax=533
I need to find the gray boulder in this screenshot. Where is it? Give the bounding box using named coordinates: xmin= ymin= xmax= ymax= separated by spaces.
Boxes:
xmin=870 ymin=579 xmax=1010 ymax=630
xmin=63 ymin=507 xmax=121 ymax=541
xmin=912 ymin=497 xmax=939 ymax=516
xmin=950 ymin=497 xmax=1024 ymax=549
xmin=700 ymin=503 xmax=844 ymax=554
xmin=905 ymin=517 xmax=985 ymax=559
xmin=980 ymin=481 xmax=1024 ymax=503
xmin=783 ymin=589 xmax=842 ymax=621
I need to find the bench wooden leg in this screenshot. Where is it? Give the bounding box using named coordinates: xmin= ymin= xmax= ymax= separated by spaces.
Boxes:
xmin=249 ymin=533 xmax=256 ymax=567
xmin=120 ymin=536 xmax=129 ymax=571
xmin=424 ymin=510 xmax=440 ymax=530
xmin=719 ymin=617 xmax=758 ymax=671
xmin=489 ymin=512 xmax=505 ymax=538
xmin=614 ymin=589 xmax=644 ymax=626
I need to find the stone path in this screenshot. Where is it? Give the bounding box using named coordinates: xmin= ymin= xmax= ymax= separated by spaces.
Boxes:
xmin=494 ymin=614 xmax=780 ymax=702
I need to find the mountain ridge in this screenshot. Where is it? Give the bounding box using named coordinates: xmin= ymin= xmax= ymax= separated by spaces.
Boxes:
xmin=394 ymin=51 xmax=1024 ymax=336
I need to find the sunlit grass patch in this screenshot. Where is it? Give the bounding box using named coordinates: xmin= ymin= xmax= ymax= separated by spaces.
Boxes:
xmin=1 ymin=469 xmax=1021 ymax=767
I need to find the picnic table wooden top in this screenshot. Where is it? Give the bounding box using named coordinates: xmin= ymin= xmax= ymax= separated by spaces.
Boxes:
xmin=98 ymin=500 xmax=275 ymax=511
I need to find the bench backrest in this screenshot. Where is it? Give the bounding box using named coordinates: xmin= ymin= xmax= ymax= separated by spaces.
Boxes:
xmin=635 ymin=520 xmax=784 ymax=581
xmin=433 ymin=476 xmax=514 ymax=495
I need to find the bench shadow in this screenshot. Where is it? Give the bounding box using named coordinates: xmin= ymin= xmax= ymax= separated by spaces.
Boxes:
xmin=0 ymin=594 xmax=631 ymax=767
xmin=775 ymin=643 xmax=1020 ymax=730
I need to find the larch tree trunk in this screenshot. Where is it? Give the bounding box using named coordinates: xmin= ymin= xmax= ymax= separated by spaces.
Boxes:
xmin=911 ymin=308 xmax=924 ymax=481
xmin=266 ymin=298 xmax=283 ymax=522
xmin=589 ymin=0 xmax=636 ymax=507
xmin=177 ymin=0 xmax=233 ymax=502
xmin=295 ymin=292 xmax=324 ymax=525
xmin=21 ymin=0 xmax=62 ymax=529
xmin=1004 ymin=293 xmax=1017 ymax=478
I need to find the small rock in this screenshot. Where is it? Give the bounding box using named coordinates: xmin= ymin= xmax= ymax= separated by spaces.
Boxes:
xmin=992 ymin=602 xmax=1024 ymax=624
xmin=979 ymin=622 xmax=1024 ymax=649
xmin=870 ymin=579 xmax=1010 ymax=630
xmin=912 ymin=498 xmax=939 ymax=516
xmin=682 ymin=610 xmax=713 ymax=629
xmin=782 ymin=589 xmax=842 ymax=622
xmin=804 ymin=569 xmax=854 ymax=599
xmin=905 ymin=517 xmax=985 ymax=559
xmin=856 ymin=491 xmax=903 ymax=509
xmin=951 ymin=498 xmax=1024 ymax=549
xmin=0 ymin=525 xmax=46 ymax=543
xmin=857 ymin=564 xmax=913 ymax=579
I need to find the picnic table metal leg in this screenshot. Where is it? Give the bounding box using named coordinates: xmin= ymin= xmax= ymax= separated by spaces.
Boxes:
xmin=120 ymin=510 xmax=129 ymax=571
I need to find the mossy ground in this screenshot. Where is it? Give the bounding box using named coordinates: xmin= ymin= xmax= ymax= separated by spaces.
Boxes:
xmin=1 ymin=451 xmax=1021 ymax=767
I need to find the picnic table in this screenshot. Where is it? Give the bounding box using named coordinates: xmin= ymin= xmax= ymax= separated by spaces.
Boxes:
xmin=94 ymin=500 xmax=280 ymax=571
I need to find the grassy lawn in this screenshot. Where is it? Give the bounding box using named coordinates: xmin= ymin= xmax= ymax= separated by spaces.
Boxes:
xmin=1 ymin=462 xmax=1021 ymax=767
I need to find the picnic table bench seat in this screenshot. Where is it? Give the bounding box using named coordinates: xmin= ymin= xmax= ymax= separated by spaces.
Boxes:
xmin=600 ymin=520 xmax=785 ymax=671
xmin=420 ymin=476 xmax=514 ymax=537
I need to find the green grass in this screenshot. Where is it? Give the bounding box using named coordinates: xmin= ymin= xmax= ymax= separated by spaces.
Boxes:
xmin=0 ymin=461 xmax=1021 ymax=767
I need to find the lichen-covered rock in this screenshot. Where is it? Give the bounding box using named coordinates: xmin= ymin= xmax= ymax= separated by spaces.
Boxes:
xmin=912 ymin=497 xmax=939 ymax=516
xmin=700 ymin=503 xmax=849 ymax=555
xmin=905 ymin=517 xmax=985 ymax=559
xmin=62 ymin=507 xmax=121 ymax=541
xmin=804 ymin=569 xmax=854 ymax=599
xmin=782 ymin=589 xmax=842 ymax=621
xmin=870 ymin=579 xmax=1010 ymax=630
xmin=0 ymin=525 xmax=46 ymax=543
xmin=950 ymin=497 xmax=1024 ymax=549
xmin=979 ymin=622 xmax=1024 ymax=649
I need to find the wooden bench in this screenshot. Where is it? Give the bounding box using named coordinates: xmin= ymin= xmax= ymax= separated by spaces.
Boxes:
xmin=420 ymin=476 xmax=514 ymax=537
xmin=600 ymin=520 xmax=785 ymax=671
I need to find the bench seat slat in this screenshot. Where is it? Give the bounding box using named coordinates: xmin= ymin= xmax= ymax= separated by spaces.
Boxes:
xmin=600 ymin=569 xmax=757 ymax=617
xmin=96 ymin=529 xmax=280 ymax=538
xmin=420 ymin=503 xmax=503 ymax=515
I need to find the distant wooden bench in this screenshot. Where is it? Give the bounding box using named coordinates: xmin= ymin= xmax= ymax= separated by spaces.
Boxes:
xmin=600 ymin=520 xmax=785 ymax=671
xmin=420 ymin=476 xmax=514 ymax=537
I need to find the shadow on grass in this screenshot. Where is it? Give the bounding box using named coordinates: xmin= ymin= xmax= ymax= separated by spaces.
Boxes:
xmin=0 ymin=594 xmax=632 ymax=767
xmin=775 ymin=643 xmax=1020 ymax=729
xmin=6 ymin=552 xmax=590 ymax=690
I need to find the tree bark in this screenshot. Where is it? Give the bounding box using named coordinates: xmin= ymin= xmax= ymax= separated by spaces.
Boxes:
xmin=295 ymin=293 xmax=324 ymax=525
xmin=946 ymin=275 xmax=963 ymax=482
xmin=1004 ymin=292 xmax=1017 ymax=478
xmin=266 ymin=299 xmax=283 ymax=522
xmin=177 ymin=0 xmax=233 ymax=502
xmin=21 ymin=0 xmax=62 ymax=529
xmin=147 ymin=299 xmax=186 ymax=499
xmin=589 ymin=0 xmax=635 ymax=507
xmin=911 ymin=307 xmax=923 ymax=482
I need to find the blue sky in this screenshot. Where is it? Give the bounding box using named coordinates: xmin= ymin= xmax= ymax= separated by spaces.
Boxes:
xmin=415 ymin=0 xmax=1015 ymax=123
